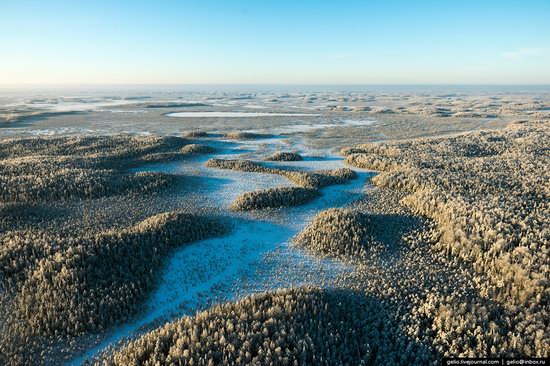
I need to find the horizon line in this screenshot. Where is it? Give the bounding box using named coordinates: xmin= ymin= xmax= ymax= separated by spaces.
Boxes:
xmin=2 ymin=82 xmax=550 ymax=86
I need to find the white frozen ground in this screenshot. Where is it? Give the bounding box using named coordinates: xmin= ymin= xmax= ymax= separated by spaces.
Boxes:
xmin=246 ymin=118 xmax=376 ymax=134
xmin=165 ymin=111 xmax=321 ymax=117
xmin=70 ymin=135 xmax=373 ymax=365
xmin=1 ymin=96 xmax=139 ymax=112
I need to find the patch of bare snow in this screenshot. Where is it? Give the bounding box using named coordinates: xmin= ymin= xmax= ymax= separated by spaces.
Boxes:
xmin=166 ymin=111 xmax=321 ymax=118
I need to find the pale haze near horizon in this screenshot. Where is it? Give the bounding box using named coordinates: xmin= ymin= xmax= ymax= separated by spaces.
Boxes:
xmin=1 ymin=0 xmax=549 ymax=85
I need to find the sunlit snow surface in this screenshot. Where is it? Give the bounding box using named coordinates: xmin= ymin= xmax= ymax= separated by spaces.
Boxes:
xmin=2 ymin=97 xmax=138 ymax=112
xmin=165 ymin=111 xmax=321 ymax=117
xmin=70 ymin=138 xmax=373 ymax=365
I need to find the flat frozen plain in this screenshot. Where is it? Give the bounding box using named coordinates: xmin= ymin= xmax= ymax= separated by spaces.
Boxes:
xmin=165 ymin=111 xmax=321 ymax=117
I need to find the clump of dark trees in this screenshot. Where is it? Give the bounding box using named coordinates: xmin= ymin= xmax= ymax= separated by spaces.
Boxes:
xmin=207 ymin=158 xmax=357 ymax=210
xmin=181 ymin=144 xmax=215 ymax=155
xmin=0 ymin=135 xmax=215 ymax=203
xmin=101 ymin=287 xmax=378 ymax=366
xmin=292 ymin=208 xmax=373 ymax=258
xmin=231 ymin=187 xmax=320 ymax=211
xmin=224 ymin=132 xmax=273 ymax=140
xmin=265 ymin=151 xmax=303 ymax=161
xmin=205 ymin=158 xmax=356 ymax=189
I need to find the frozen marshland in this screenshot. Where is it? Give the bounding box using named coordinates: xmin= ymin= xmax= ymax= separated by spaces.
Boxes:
xmin=0 ymin=86 xmax=548 ymax=365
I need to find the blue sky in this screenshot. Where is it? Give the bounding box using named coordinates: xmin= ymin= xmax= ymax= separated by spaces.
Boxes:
xmin=1 ymin=0 xmax=549 ymax=84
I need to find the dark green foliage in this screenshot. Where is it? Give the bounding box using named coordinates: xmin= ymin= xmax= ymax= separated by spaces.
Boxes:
xmin=205 ymin=158 xmax=356 ymax=189
xmin=265 ymin=152 xmax=303 ymax=161
xmin=293 ymin=208 xmax=372 ymax=258
xmin=0 ymin=135 xmax=192 ymax=203
xmin=180 ymin=144 xmax=215 ymax=155
xmin=102 ymin=287 xmax=375 ymax=366
xmin=231 ymin=187 xmax=320 ymax=210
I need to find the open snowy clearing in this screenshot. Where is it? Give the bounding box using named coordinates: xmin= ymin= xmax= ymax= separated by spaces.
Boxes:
xmin=68 ymin=135 xmax=372 ymax=365
xmin=165 ymin=111 xmax=321 ymax=118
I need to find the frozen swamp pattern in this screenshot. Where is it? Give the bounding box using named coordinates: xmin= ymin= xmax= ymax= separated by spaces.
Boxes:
xmin=0 ymin=88 xmax=548 ymax=365
xmin=1 ymin=86 xmax=548 ymax=142
xmin=70 ymin=138 xmax=370 ymax=364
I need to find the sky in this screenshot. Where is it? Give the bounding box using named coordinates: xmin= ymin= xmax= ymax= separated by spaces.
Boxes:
xmin=1 ymin=0 xmax=549 ymax=85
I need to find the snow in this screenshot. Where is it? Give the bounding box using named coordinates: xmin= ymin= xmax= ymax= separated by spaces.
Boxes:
xmin=0 ymin=127 xmax=106 ymax=137
xmin=68 ymin=137 xmax=373 ymax=365
xmin=165 ymin=112 xmax=321 ymax=118
xmin=269 ymin=123 xmax=342 ymax=133
xmin=244 ymin=118 xmax=377 ymax=134
xmin=242 ymin=104 xmax=268 ymax=109
xmin=341 ymin=119 xmax=376 ymax=126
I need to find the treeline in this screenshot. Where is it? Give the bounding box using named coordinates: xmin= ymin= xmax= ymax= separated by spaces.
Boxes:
xmin=231 ymin=187 xmax=320 ymax=211
xmin=208 ymin=158 xmax=357 ymax=210
xmin=101 ymin=287 xmax=377 ymax=366
xmin=265 ymin=152 xmax=303 ymax=161
xmin=0 ymin=135 xmax=215 ymax=203
xmin=292 ymin=208 xmax=373 ymax=258
xmin=206 ymin=158 xmax=356 ymax=189
xmin=224 ymin=132 xmax=273 ymax=140
xmin=181 ymin=144 xmax=215 ymax=155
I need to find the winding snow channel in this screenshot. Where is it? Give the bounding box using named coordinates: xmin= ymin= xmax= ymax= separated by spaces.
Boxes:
xmin=70 ymin=139 xmax=372 ymax=365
